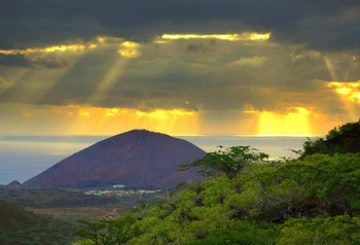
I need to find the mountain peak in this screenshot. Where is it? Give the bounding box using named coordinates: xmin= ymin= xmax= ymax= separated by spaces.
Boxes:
xmin=124 ymin=129 xmax=156 ymax=134
xmin=24 ymin=130 xmax=205 ymax=189
xmin=120 ymin=129 xmax=167 ymax=138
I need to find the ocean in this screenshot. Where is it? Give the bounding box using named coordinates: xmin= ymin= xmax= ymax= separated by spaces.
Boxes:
xmin=0 ymin=135 xmax=311 ymax=185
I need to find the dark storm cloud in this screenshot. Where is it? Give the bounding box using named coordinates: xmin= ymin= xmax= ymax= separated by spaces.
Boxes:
xmin=0 ymin=54 xmax=68 ymax=69
xmin=1 ymin=0 xmax=359 ymax=117
xmin=31 ymin=57 xmax=68 ymax=69
xmin=0 ymin=37 xmax=356 ymax=118
xmin=186 ymin=44 xmax=208 ymax=53
xmin=17 ymin=40 xmax=346 ymax=115
xmin=0 ymin=0 xmax=359 ymax=52
xmin=0 ymin=54 xmax=30 ymax=67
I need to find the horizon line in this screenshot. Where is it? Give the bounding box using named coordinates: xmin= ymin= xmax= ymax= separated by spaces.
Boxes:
xmin=0 ymin=133 xmax=322 ymax=138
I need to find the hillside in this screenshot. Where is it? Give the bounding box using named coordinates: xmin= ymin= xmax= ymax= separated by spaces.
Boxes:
xmin=302 ymin=119 xmax=360 ymax=156
xmin=24 ymin=130 xmax=205 ymax=189
xmin=76 ymin=152 xmax=360 ymax=244
xmin=75 ymin=122 xmax=360 ymax=245
xmin=0 ymin=199 xmax=77 ymax=244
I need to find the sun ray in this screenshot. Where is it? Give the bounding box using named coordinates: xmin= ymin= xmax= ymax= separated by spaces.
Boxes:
xmin=33 ymin=54 xmax=85 ymax=103
xmin=2 ymin=53 xmax=84 ymax=105
xmin=324 ymin=56 xmax=338 ymax=81
xmin=324 ymin=55 xmax=360 ymax=121
xmin=326 ymin=81 xmax=360 ymax=120
xmin=61 ymin=106 xmax=198 ymax=135
xmin=257 ymin=107 xmax=312 ymax=136
xmin=88 ymin=57 xmax=128 ymax=105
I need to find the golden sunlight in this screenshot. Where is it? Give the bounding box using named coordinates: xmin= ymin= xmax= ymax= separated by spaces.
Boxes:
xmin=0 ymin=103 xmax=348 ymax=136
xmin=136 ymin=109 xmax=194 ymax=119
xmin=89 ymin=58 xmax=128 ymax=104
xmin=249 ymin=33 xmax=271 ymax=41
xmin=159 ymin=32 xmax=271 ymax=42
xmin=326 ymin=81 xmax=360 ymax=121
xmin=327 ymin=81 xmax=360 ymax=104
xmin=0 ymin=36 xmax=134 ymax=56
xmin=257 ymin=107 xmax=312 ymax=136
xmin=55 ymin=106 xmax=199 ymax=135
xmin=0 ymin=44 xmax=89 ymax=55
xmin=117 ymin=41 xmax=141 ymax=58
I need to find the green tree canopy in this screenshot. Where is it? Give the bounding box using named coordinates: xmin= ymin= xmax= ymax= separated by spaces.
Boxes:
xmin=302 ymin=119 xmax=360 ymax=156
xmin=180 ymin=146 xmax=269 ymax=178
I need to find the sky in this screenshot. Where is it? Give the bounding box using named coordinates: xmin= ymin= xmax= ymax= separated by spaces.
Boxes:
xmin=0 ymin=0 xmax=359 ymax=136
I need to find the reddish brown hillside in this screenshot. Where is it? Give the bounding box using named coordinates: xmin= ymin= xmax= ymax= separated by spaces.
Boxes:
xmin=23 ymin=130 xmax=205 ymax=189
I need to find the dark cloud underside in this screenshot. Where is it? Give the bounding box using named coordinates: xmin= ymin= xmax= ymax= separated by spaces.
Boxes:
xmin=0 ymin=0 xmax=359 ymax=123
xmin=0 ymin=0 xmax=359 ymax=52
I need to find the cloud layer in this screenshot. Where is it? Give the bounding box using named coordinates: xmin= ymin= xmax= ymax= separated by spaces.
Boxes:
xmin=1 ymin=0 xmax=359 ymax=52
xmin=0 ymin=0 xmax=360 ymax=135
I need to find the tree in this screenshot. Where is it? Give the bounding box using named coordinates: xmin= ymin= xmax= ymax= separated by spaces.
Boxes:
xmin=302 ymin=119 xmax=360 ymax=157
xmin=180 ymin=146 xmax=269 ymax=178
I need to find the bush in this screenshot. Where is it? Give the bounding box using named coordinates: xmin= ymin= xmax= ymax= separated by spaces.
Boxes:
xmin=77 ymin=147 xmax=360 ymax=244
xmin=277 ymin=215 xmax=360 ymax=245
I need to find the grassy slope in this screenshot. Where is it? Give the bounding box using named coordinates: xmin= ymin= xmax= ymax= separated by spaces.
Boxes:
xmin=0 ymin=199 xmax=78 ymax=245
xmin=76 ymin=153 xmax=360 ymax=244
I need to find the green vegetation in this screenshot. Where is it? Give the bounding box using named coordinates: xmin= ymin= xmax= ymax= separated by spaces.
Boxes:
xmin=303 ymin=119 xmax=360 ymax=156
xmin=180 ymin=146 xmax=269 ymax=178
xmin=76 ymin=121 xmax=360 ymax=244
xmin=1 ymin=120 xmax=359 ymax=244
xmin=0 ymin=188 xmax=120 ymax=208
xmin=0 ymin=199 xmax=78 ymax=245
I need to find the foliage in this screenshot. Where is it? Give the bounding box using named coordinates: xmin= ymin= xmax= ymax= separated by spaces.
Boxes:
xmin=302 ymin=119 xmax=360 ymax=156
xmin=231 ymin=153 xmax=360 ymax=222
xmin=77 ymin=216 xmax=138 ymax=245
xmin=180 ymin=146 xmax=269 ymax=178
xmin=187 ymin=221 xmax=273 ymax=245
xmin=277 ymin=215 xmax=360 ymax=245
xmin=0 ymin=199 xmax=78 ymax=245
xmin=0 ymin=188 xmax=120 ymax=208
xmin=77 ymin=147 xmax=360 ymax=244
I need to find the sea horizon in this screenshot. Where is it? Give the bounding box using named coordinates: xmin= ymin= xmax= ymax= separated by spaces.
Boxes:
xmin=0 ymin=135 xmax=314 ymax=185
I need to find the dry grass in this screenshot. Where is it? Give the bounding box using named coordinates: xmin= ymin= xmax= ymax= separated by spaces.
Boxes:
xmin=27 ymin=205 xmax=131 ymax=221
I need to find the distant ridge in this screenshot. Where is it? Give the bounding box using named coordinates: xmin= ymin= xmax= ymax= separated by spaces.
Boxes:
xmin=24 ymin=130 xmax=206 ymax=189
xmin=7 ymin=180 xmax=21 ymax=189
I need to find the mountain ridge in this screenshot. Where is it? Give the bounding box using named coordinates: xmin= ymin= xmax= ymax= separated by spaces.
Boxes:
xmin=24 ymin=129 xmax=206 ymax=189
